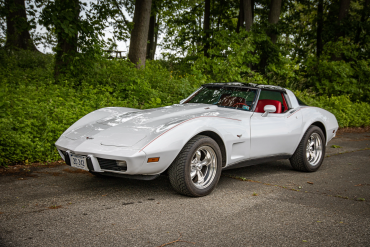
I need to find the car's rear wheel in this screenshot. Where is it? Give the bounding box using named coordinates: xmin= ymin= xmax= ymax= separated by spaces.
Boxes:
xmin=168 ymin=135 xmax=222 ymax=197
xmin=290 ymin=126 xmax=326 ymax=172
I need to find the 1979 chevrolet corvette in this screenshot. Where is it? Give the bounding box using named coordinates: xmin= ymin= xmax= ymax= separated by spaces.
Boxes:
xmin=55 ymin=82 xmax=339 ymax=196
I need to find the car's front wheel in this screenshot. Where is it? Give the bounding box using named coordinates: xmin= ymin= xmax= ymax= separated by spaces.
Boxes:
xmin=290 ymin=125 xmax=326 ymax=172
xmin=168 ymin=135 xmax=222 ymax=197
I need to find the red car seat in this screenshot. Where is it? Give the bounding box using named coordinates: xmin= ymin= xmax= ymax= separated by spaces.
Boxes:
xmin=255 ymin=99 xmax=282 ymax=113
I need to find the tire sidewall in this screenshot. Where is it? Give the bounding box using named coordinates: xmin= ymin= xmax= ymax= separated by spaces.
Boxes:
xmin=302 ymin=126 xmax=326 ymax=172
xmin=183 ymin=137 xmax=222 ymax=197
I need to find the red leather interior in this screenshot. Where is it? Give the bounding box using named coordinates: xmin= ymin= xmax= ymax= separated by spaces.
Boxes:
xmin=255 ymin=99 xmax=282 ymax=113
xmin=281 ymin=93 xmax=288 ymax=112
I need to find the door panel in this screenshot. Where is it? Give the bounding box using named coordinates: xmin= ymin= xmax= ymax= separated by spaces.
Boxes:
xmin=250 ymin=110 xmax=302 ymax=158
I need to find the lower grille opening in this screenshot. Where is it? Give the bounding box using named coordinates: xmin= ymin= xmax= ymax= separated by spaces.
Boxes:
xmin=97 ymin=158 xmax=127 ymax=172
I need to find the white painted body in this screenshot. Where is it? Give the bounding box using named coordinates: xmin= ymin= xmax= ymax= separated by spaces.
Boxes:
xmin=55 ymin=87 xmax=339 ymax=177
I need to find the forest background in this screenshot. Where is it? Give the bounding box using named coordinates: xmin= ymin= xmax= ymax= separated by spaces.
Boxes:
xmin=0 ymin=0 xmax=369 ymax=165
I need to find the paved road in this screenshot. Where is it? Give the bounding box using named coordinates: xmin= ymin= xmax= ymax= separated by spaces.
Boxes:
xmin=1 ymin=131 xmax=369 ymax=247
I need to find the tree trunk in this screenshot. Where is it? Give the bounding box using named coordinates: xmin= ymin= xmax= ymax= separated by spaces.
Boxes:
xmin=267 ymin=0 xmax=282 ymax=43
xmin=355 ymin=0 xmax=369 ymax=44
xmin=54 ymin=0 xmax=80 ymax=80
xmin=317 ymin=0 xmax=323 ymax=57
xmin=146 ymin=14 xmax=156 ymax=60
xmin=252 ymin=0 xmax=255 ymax=22
xmin=203 ymin=0 xmax=211 ymax=57
xmin=338 ymin=0 xmax=351 ymax=21
xmin=153 ymin=15 xmax=159 ymax=59
xmin=236 ymin=0 xmax=243 ymax=33
xmin=128 ymin=0 xmax=152 ymax=68
xmin=5 ymin=0 xmax=38 ymax=51
xmin=337 ymin=0 xmax=351 ymax=38
xmin=243 ymin=0 xmax=253 ymax=31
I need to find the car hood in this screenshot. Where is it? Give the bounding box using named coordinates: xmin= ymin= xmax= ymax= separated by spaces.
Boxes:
xmin=61 ymin=103 xmax=242 ymax=149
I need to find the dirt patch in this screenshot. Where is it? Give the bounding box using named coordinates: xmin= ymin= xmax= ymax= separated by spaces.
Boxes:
xmin=63 ymin=167 xmax=91 ymax=174
xmin=0 ymin=161 xmax=66 ymax=175
xmin=33 ymin=171 xmax=64 ymax=177
xmin=337 ymin=126 xmax=370 ymax=134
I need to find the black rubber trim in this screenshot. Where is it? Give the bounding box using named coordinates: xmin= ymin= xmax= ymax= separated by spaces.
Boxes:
xmin=86 ymin=156 xmax=94 ymax=171
xmin=96 ymin=172 xmax=160 ymax=180
xmin=64 ymin=151 xmax=71 ymax=166
xmin=223 ymin=155 xmax=291 ymax=170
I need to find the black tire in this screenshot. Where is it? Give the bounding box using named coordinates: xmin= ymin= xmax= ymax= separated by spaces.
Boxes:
xmin=168 ymin=135 xmax=222 ymax=197
xmin=290 ymin=126 xmax=326 ymax=172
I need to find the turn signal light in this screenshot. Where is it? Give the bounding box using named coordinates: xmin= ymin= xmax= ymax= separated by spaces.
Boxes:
xmin=147 ymin=157 xmax=160 ymax=163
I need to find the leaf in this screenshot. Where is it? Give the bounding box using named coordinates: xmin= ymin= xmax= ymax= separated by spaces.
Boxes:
xmin=331 ymin=145 xmax=342 ymax=148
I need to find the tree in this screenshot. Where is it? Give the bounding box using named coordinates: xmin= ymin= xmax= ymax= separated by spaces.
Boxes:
xmin=203 ymin=0 xmax=210 ymax=57
xmin=336 ymin=0 xmax=351 ymax=38
xmin=146 ymin=14 xmax=156 ymax=59
xmin=41 ymin=0 xmax=81 ymax=79
xmin=267 ymin=0 xmax=282 ymax=44
xmin=54 ymin=0 xmax=80 ymax=79
xmin=354 ymin=0 xmax=369 ymax=45
xmin=128 ymin=0 xmax=152 ymax=68
xmin=317 ymin=0 xmax=323 ymax=57
xmin=146 ymin=0 xmax=161 ymax=60
xmin=4 ymin=0 xmax=38 ymax=51
xmin=243 ymin=0 xmax=253 ymax=31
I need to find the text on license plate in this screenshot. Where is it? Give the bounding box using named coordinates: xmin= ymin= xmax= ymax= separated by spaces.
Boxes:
xmin=70 ymin=153 xmax=88 ymax=170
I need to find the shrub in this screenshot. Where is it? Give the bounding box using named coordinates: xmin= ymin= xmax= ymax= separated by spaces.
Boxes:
xmin=1 ymin=51 xmax=369 ymax=166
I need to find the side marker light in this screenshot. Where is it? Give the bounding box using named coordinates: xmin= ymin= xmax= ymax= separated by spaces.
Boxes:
xmin=148 ymin=157 xmax=160 ymax=163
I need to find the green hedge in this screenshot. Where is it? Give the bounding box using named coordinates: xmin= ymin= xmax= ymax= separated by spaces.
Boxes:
xmin=295 ymin=91 xmax=370 ymax=128
xmin=0 ymin=51 xmax=369 ymax=165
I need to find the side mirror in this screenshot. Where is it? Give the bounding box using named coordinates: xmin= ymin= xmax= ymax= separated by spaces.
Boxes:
xmin=262 ymin=105 xmax=276 ymax=117
xmin=179 ymin=99 xmax=186 ymax=104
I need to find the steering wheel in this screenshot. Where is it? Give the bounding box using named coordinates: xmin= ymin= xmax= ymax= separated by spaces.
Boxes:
xmin=232 ymin=103 xmax=250 ymax=109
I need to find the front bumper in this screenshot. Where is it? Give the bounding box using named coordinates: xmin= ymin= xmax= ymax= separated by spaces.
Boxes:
xmin=56 ymin=145 xmax=166 ymax=178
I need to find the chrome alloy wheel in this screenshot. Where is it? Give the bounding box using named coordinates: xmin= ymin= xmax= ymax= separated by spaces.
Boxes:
xmin=190 ymin=146 xmax=217 ymax=189
xmin=306 ymin=133 xmax=323 ymax=166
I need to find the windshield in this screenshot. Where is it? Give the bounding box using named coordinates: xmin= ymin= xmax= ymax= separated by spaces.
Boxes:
xmin=185 ymin=86 xmax=258 ymax=111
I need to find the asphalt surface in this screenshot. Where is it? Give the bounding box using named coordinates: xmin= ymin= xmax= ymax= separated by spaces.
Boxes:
xmin=0 ymin=131 xmax=369 ymax=247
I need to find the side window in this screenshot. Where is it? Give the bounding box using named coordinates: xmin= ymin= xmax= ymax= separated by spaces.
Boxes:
xmin=257 ymin=90 xmax=288 ymax=113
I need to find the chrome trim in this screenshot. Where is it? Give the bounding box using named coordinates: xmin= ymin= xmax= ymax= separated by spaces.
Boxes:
xmin=190 ymin=145 xmax=218 ymax=189
xmin=306 ymin=133 xmax=323 ymax=166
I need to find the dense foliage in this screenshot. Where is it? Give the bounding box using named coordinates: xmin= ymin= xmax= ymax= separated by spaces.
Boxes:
xmin=1 ymin=50 xmax=369 ymax=165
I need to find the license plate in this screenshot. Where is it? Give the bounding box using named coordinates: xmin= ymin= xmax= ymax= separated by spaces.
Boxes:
xmin=70 ymin=153 xmax=88 ymax=171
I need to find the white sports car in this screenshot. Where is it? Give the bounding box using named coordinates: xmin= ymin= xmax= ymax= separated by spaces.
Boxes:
xmin=55 ymin=83 xmax=338 ymax=197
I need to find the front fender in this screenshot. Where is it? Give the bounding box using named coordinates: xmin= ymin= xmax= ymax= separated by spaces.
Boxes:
xmin=140 ymin=116 xmax=245 ymax=174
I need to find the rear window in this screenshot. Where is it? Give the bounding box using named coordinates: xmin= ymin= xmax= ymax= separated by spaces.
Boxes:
xmin=259 ymin=90 xmax=284 ymax=105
